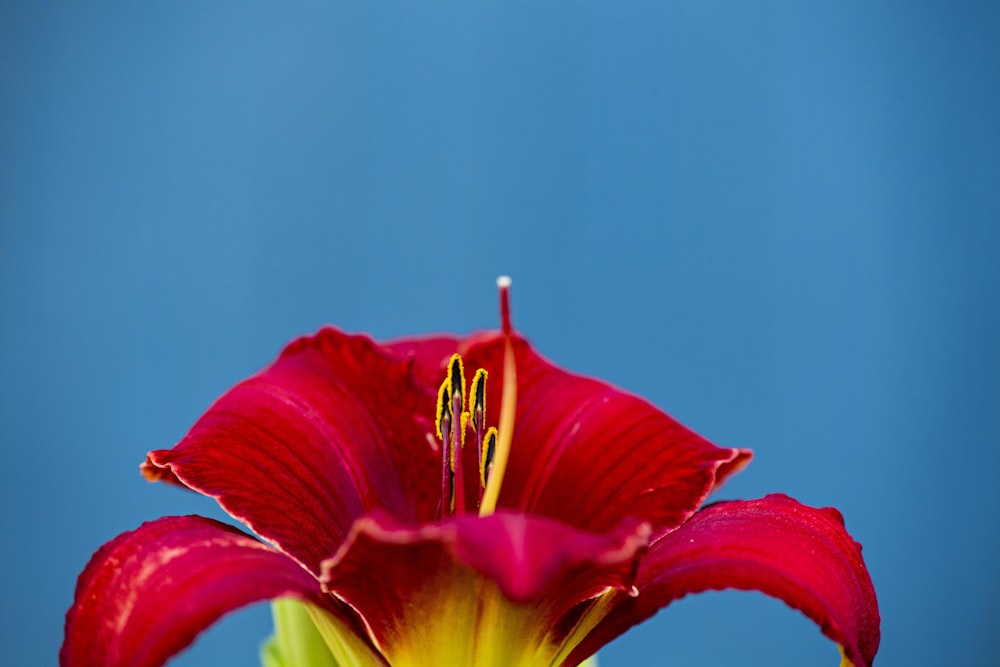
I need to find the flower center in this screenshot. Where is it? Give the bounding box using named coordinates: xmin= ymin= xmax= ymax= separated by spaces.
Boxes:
xmin=434 ymin=354 xmax=495 ymax=516
xmin=434 ymin=276 xmax=516 ymax=518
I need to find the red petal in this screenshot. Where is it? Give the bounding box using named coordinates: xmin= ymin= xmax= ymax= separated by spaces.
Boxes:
xmin=319 ymin=511 xmax=650 ymax=663
xmin=456 ymin=333 xmax=751 ymax=534
xmin=142 ymin=328 xmax=440 ymax=574
xmin=60 ymin=515 xmax=346 ymax=667
xmin=569 ymin=494 xmax=881 ymax=667
xmin=383 ymin=334 xmax=460 ymax=381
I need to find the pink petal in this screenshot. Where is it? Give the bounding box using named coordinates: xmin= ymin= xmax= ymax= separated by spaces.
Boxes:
xmin=319 ymin=511 xmax=651 ymax=661
xmin=61 ymin=515 xmax=350 ymax=667
xmin=570 ymin=494 xmax=880 ymax=667
xmin=142 ymin=328 xmax=440 ymax=574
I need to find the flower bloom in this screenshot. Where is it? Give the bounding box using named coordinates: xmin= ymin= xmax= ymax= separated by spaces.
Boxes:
xmin=62 ymin=281 xmax=879 ymax=667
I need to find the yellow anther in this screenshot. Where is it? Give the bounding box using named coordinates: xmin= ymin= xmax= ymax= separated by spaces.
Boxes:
xmin=470 ymin=368 xmax=487 ymax=431
xmin=435 ymin=376 xmax=451 ymax=441
xmin=480 ymin=427 xmax=498 ymax=489
xmin=448 ymin=354 xmax=465 ymax=412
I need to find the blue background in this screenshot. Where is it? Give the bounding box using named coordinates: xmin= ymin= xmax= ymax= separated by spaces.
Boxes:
xmin=2 ymin=2 xmax=998 ymax=666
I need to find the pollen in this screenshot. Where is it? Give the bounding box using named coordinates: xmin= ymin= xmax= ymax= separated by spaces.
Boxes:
xmin=435 ymin=354 xmax=495 ymax=515
xmin=435 ymin=376 xmax=452 ymax=441
xmin=480 ymin=427 xmax=497 ymax=489
xmin=470 ymin=369 xmax=487 ymax=432
xmin=448 ymin=354 xmax=465 ymax=414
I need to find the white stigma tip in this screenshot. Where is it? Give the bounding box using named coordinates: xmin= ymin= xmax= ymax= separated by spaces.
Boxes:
xmin=496 ymin=275 xmax=512 ymax=288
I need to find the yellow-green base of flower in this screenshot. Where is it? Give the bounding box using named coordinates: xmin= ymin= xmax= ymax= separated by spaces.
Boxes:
xmin=260 ymin=598 xmax=600 ymax=667
xmin=261 ymin=599 xmax=339 ymax=667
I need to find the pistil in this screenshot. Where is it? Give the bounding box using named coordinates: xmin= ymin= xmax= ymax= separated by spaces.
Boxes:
xmin=479 ymin=276 xmax=516 ymax=517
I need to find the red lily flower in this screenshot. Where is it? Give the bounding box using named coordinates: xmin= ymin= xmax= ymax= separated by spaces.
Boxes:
xmin=62 ymin=281 xmax=879 ymax=667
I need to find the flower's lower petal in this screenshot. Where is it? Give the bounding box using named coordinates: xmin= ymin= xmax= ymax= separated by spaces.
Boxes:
xmin=60 ymin=515 xmax=359 ymax=667
xmin=458 ymin=333 xmax=750 ymax=535
xmin=568 ymin=494 xmax=880 ymax=667
xmin=319 ymin=511 xmax=650 ymax=667
xmin=142 ymin=328 xmax=439 ymax=574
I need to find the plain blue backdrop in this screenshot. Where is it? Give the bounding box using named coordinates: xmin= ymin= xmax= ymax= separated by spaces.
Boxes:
xmin=2 ymin=2 xmax=998 ymax=666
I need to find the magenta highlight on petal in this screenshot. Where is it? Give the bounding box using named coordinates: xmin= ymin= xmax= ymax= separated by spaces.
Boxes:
xmin=63 ymin=279 xmax=880 ymax=667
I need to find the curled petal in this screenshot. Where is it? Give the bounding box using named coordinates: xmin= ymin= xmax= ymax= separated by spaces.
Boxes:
xmin=319 ymin=511 xmax=651 ymax=667
xmin=60 ymin=515 xmax=344 ymax=667
xmin=569 ymin=494 xmax=880 ymax=667
xmin=143 ymin=328 xmax=439 ymax=574
xmin=458 ymin=334 xmax=751 ymax=535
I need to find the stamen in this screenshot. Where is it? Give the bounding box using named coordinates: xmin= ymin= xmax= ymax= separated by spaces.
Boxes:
xmin=436 ymin=377 xmax=452 ymax=518
xmin=470 ymin=369 xmax=488 ymax=499
xmin=480 ymin=427 xmax=497 ymax=489
xmin=435 ymin=377 xmax=452 ymax=441
xmin=479 ymin=276 xmax=517 ymax=517
xmin=470 ymin=369 xmax=487 ymax=434
xmin=448 ymin=354 xmax=466 ymax=412
xmin=448 ymin=355 xmax=467 ymax=515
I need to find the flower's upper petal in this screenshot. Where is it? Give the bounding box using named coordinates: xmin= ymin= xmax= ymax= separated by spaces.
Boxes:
xmin=60 ymin=515 xmax=359 ymax=667
xmin=569 ymin=494 xmax=880 ymax=667
xmin=710 ymin=447 xmax=753 ymax=493
xmin=383 ymin=334 xmax=461 ymax=380
xmin=452 ymin=333 xmax=750 ymax=534
xmin=142 ymin=328 xmax=439 ymax=574
xmin=319 ymin=511 xmax=650 ymax=667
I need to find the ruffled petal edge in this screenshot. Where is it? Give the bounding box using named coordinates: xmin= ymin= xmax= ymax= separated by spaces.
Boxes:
xmin=569 ymin=494 xmax=880 ymax=667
